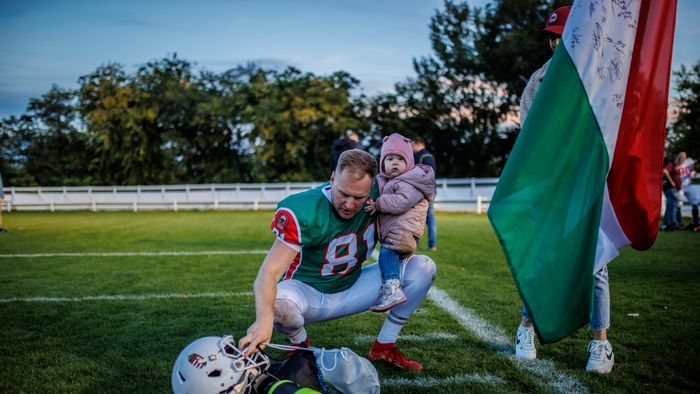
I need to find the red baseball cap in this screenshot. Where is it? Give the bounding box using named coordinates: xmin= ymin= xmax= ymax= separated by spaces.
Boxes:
xmin=538 ymin=6 xmax=571 ymax=39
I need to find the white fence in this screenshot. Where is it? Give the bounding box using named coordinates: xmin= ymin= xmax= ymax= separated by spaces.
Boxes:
xmin=1 ymin=178 xmax=499 ymax=214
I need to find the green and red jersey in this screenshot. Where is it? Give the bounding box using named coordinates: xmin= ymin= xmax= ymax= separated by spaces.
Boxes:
xmin=270 ymin=182 xmax=379 ymax=293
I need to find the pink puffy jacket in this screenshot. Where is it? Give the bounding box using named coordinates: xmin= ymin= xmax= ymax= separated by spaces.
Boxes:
xmin=375 ymin=133 xmax=436 ymax=240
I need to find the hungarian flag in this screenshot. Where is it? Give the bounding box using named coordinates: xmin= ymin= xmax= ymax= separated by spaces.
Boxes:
xmin=488 ymin=0 xmax=677 ymax=343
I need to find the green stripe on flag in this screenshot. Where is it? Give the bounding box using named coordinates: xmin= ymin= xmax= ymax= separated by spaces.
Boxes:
xmin=488 ymin=46 xmax=609 ymax=343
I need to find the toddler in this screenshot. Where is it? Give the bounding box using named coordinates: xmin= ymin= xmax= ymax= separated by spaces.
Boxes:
xmin=365 ymin=133 xmax=435 ymax=311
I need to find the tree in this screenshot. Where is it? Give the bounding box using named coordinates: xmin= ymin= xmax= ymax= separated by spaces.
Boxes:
xmin=78 ymin=62 xmax=177 ymax=185
xmin=365 ymin=0 xmax=565 ymax=177
xmin=0 ymin=115 xmax=37 ymax=186
xmin=367 ymin=1 xmax=508 ymax=176
xmin=474 ymin=0 xmax=568 ymax=107
xmin=24 ymin=85 xmax=89 ymax=185
xmin=0 ymin=86 xmax=89 ymax=186
xmin=244 ymin=68 xmax=365 ymax=181
xmin=668 ymin=61 xmax=700 ymax=160
xmin=192 ymin=67 xmax=257 ymax=183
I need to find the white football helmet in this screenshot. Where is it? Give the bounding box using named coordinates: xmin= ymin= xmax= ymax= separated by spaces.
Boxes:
xmin=172 ymin=335 xmax=270 ymax=394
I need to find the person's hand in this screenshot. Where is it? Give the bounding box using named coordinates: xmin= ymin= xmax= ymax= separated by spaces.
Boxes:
xmin=671 ymin=181 xmax=676 ymax=188
xmin=382 ymin=229 xmax=416 ymax=256
xmin=364 ymin=201 xmax=377 ymax=215
xmin=238 ymin=319 xmax=273 ymax=357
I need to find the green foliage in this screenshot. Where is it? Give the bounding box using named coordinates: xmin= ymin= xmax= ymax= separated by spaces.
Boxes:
xmin=0 ymin=211 xmax=699 ymax=393
xmin=2 ymin=55 xmax=364 ymax=186
xmin=667 ymin=61 xmax=700 ymax=159
xmin=0 ymin=115 xmax=37 ymax=186
xmin=0 ymin=86 xmax=88 ymax=186
xmin=474 ymin=0 xmax=569 ymax=103
xmin=244 ymin=68 xmax=365 ymax=181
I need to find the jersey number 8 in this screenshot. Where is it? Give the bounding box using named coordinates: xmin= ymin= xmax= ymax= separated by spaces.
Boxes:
xmin=321 ymin=224 xmax=375 ymax=276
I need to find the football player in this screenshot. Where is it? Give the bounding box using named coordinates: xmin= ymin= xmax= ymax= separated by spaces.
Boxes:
xmin=239 ymin=149 xmax=436 ymax=372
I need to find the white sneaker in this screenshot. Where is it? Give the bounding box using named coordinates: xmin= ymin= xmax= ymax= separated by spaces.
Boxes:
xmin=586 ymin=340 xmax=614 ymax=373
xmin=515 ymin=324 xmax=537 ymax=360
xmin=370 ymin=279 xmax=407 ymax=312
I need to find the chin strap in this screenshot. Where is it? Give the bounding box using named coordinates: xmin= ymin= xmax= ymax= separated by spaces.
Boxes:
xmin=261 ymin=342 xmax=320 ymax=352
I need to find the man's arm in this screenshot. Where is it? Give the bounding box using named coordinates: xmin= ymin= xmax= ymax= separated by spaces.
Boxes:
xmin=238 ymin=240 xmax=298 ymax=356
xmin=381 ymin=229 xmax=417 ymax=258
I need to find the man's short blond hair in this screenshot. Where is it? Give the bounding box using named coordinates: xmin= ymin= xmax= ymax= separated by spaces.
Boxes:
xmin=336 ymin=149 xmax=377 ymax=180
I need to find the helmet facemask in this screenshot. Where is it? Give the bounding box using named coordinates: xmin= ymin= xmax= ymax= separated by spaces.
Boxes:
xmin=172 ymin=335 xmax=271 ymax=394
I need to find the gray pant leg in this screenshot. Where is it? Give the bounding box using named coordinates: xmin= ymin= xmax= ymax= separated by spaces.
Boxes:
xmin=590 ymin=265 xmax=610 ymax=330
xmin=391 ymin=254 xmax=437 ymax=320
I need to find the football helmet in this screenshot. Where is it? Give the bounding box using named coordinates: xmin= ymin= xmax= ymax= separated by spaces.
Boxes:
xmin=172 ymin=335 xmax=270 ymax=394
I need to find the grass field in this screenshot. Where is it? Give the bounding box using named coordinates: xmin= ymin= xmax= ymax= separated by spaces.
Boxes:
xmin=0 ymin=210 xmax=699 ymax=393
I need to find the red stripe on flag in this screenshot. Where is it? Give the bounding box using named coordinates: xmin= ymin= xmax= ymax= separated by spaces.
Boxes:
xmin=607 ymin=0 xmax=677 ymax=250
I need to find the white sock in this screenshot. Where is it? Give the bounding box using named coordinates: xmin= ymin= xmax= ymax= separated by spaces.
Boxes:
xmin=289 ymin=327 xmax=307 ymax=344
xmin=376 ymin=312 xmax=407 ymax=344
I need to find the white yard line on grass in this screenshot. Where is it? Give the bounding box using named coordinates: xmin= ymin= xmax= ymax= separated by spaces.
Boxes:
xmin=0 ymin=250 xmax=268 ymax=258
xmin=354 ymin=332 xmax=458 ymax=345
xmin=382 ymin=373 xmax=507 ymax=388
xmin=0 ymin=291 xmax=253 ymax=303
xmin=428 ymin=287 xmax=589 ymax=394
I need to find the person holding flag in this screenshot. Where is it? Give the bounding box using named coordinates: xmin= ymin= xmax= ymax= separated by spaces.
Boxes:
xmin=513 ymin=5 xmax=613 ymax=373
xmin=489 ymin=0 xmax=677 ymax=374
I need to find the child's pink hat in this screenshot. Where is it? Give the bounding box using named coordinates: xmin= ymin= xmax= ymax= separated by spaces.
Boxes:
xmin=380 ymin=133 xmax=414 ymax=174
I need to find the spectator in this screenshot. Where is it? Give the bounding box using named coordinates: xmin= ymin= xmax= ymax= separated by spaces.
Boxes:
xmin=514 ymin=5 xmax=615 ymax=374
xmin=0 ymin=171 xmax=5 ymax=233
xmin=411 ymin=137 xmax=437 ymax=251
xmin=330 ymin=131 xmax=361 ymax=173
xmin=673 ymin=149 xmax=699 ymax=230
xmin=662 ymin=156 xmax=681 ymax=231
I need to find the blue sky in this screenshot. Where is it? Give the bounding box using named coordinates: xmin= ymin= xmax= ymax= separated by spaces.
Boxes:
xmin=1 ymin=0 xmax=698 ymax=118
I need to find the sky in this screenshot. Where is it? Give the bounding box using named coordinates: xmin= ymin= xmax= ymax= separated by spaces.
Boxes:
xmin=1 ymin=0 xmax=698 ymax=119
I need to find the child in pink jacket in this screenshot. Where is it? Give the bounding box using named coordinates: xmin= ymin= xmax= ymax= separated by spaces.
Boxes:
xmin=365 ymin=133 xmax=436 ymax=311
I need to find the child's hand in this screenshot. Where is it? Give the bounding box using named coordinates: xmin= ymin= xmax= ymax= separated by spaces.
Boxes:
xmin=364 ymin=201 xmax=377 ymax=215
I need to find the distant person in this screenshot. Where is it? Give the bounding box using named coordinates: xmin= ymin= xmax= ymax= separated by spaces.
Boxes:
xmin=514 ymin=5 xmax=615 ymax=374
xmin=330 ymin=131 xmax=361 ymax=174
xmin=411 ymin=137 xmax=437 ymax=251
xmin=365 ymin=133 xmax=435 ymax=312
xmin=662 ymin=156 xmax=681 ymax=231
xmin=0 ymin=171 xmax=5 ymax=233
xmin=674 ymin=149 xmax=699 ymax=230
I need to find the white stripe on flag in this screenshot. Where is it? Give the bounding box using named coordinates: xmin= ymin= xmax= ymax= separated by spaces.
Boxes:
xmin=563 ymin=0 xmax=641 ymax=164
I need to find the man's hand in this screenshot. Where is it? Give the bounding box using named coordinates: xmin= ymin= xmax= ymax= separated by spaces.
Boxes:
xmin=382 ymin=229 xmax=416 ymax=256
xmin=238 ymin=319 xmax=273 ymax=356
xmin=238 ymin=240 xmax=298 ymax=356
xmin=364 ymin=200 xmax=377 ymax=215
